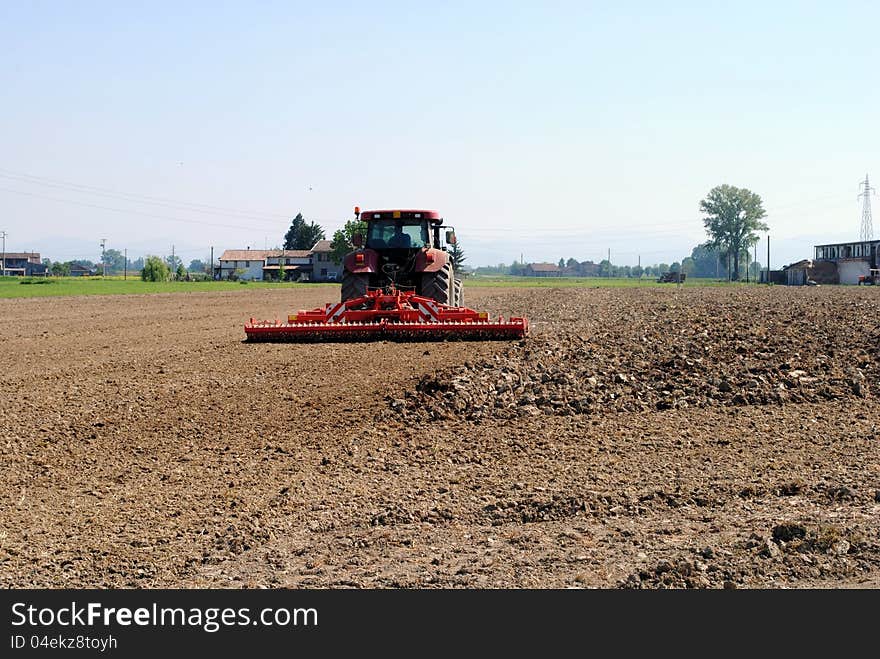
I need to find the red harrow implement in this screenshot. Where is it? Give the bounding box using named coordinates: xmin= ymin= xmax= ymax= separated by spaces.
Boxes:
xmin=245 ymin=288 xmax=528 ymax=342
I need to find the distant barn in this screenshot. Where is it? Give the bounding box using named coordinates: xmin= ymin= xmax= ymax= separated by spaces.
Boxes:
xmin=811 ymin=240 xmax=880 ymax=285
xmin=524 ymin=262 xmax=562 ymax=277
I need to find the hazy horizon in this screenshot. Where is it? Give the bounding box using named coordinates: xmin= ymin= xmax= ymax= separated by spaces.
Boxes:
xmin=2 ymin=2 xmax=877 ymax=270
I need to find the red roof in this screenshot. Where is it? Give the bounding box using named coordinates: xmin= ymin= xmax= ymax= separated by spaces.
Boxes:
xmin=360 ymin=209 xmax=442 ymax=221
xmin=528 ymin=262 xmax=561 ymax=272
xmin=219 ymin=249 xmax=311 ymax=261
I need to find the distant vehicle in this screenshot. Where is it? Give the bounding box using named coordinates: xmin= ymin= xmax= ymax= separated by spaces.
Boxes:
xmin=657 ymin=271 xmax=686 ymax=283
xmin=857 ymin=269 xmax=879 ymax=286
xmin=326 ymin=272 xmax=338 ymax=281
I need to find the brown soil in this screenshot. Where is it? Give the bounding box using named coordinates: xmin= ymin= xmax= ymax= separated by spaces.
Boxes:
xmin=1 ymin=285 xmax=878 ymax=589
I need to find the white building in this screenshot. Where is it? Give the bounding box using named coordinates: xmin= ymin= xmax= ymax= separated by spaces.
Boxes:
xmin=217 ymin=241 xmax=341 ymax=282
xmin=813 ymin=239 xmax=880 ymax=285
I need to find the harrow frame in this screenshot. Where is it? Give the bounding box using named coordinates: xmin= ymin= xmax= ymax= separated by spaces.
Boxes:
xmin=244 ymin=288 xmax=528 ymax=342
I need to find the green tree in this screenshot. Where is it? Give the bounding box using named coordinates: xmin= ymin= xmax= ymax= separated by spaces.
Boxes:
xmin=509 ymin=260 xmax=526 ymax=276
xmin=103 ymin=249 xmax=125 ymax=273
xmin=51 ymin=262 xmax=70 ymax=276
xmin=284 ymin=212 xmax=326 ymax=250
xmin=165 ymin=254 xmax=182 ymax=272
xmin=278 ymin=259 xmax=286 ymax=281
xmin=329 ymin=218 xmax=368 ymax=264
xmin=449 ymin=241 xmax=466 ymax=272
xmin=700 ymin=184 xmax=768 ymax=281
xmin=632 ymin=264 xmax=643 ymax=278
xmin=176 ymin=263 xmax=186 ymax=280
xmin=142 ymin=256 xmax=170 ymax=282
xmin=670 ymin=261 xmax=681 ymax=272
xmin=686 ymin=244 xmax=723 ymax=278
xmin=188 ymin=259 xmax=206 ymax=273
xmin=598 ymin=259 xmax=611 ymax=277
xmin=557 ymin=258 xmax=565 ymax=268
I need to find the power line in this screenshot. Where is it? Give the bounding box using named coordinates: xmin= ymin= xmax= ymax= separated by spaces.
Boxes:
xmin=0 ymin=186 xmax=282 ymax=231
xmin=0 ymin=167 xmax=292 ymax=221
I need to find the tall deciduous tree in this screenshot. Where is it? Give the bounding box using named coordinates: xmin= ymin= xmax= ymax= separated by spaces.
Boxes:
xmin=329 ymin=219 xmax=368 ymax=264
xmin=284 ymin=213 xmax=326 ymax=250
xmin=700 ymin=185 xmax=768 ymax=281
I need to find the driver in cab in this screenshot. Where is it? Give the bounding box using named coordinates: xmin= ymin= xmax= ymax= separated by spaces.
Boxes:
xmin=388 ymin=224 xmax=412 ymax=248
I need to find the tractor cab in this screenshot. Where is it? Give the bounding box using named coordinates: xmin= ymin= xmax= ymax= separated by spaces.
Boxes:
xmin=366 ymin=218 xmax=430 ymax=250
xmin=343 ymin=207 xmax=460 ymax=305
xmin=355 ymin=209 xmax=452 ymax=251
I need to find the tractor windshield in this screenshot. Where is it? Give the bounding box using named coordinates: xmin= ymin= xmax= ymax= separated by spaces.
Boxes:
xmin=366 ymin=220 xmax=429 ymax=249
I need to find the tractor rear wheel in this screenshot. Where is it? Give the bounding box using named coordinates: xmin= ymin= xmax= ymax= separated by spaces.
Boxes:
xmin=453 ymin=278 xmax=463 ymax=307
xmin=421 ymin=262 xmax=454 ymax=305
xmin=341 ymin=271 xmax=369 ymax=302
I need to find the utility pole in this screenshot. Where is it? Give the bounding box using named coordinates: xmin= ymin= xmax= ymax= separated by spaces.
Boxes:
xmin=210 ymin=246 xmax=214 ymax=280
xmin=124 ymin=248 xmax=127 ymax=280
xmin=0 ymin=230 xmax=7 ymax=277
xmin=746 ymin=245 xmax=749 ymax=283
xmin=100 ymin=238 xmax=107 ymax=277
xmin=858 ymin=174 xmax=874 ymax=242
xmin=766 ymin=235 xmax=770 ymax=285
xmin=753 ymin=241 xmax=757 ymax=284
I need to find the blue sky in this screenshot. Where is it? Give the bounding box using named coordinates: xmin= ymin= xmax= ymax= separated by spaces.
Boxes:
xmin=1 ymin=1 xmax=878 ymax=268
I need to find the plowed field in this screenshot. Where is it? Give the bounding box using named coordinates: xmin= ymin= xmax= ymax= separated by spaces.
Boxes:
xmin=2 ymin=285 xmax=878 ymax=588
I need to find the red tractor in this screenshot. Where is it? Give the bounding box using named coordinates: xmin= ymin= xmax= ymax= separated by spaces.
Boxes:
xmin=244 ymin=206 xmax=527 ymax=342
xmin=341 ymin=208 xmax=462 ymax=306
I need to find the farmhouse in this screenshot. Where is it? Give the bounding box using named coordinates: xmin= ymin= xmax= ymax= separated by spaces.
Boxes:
xmin=217 ymin=240 xmax=341 ymax=282
xmin=1 ymin=252 xmax=47 ymax=276
xmin=524 ymin=262 xmax=562 ymax=277
xmin=579 ymin=260 xmax=601 ymax=277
